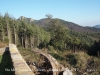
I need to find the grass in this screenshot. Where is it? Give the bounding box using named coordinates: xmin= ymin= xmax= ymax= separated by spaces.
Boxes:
xmin=0 ymin=55 xmax=2 ymax=63
xmin=18 ymin=47 xmax=41 ymax=63
xmin=0 ymin=42 xmax=7 ymax=48
xmin=48 ymin=48 xmax=100 ymax=75
xmin=17 ymin=46 xmax=100 ymax=75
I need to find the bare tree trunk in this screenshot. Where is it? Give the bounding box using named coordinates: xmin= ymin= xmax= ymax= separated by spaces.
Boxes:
xmin=98 ymin=51 xmax=100 ymax=57
xmin=73 ymin=44 xmax=76 ymax=53
xmin=25 ymin=36 xmax=28 ymax=48
xmin=73 ymin=43 xmax=74 ymax=53
xmin=2 ymin=30 xmax=5 ymax=41
xmin=7 ymin=22 xmax=11 ymax=44
xmin=32 ymin=36 xmax=34 ymax=47
xmin=13 ymin=25 xmax=17 ymax=44
xmin=21 ymin=37 xmax=23 ymax=46
xmin=30 ymin=36 xmax=32 ymax=49
xmin=74 ymin=45 xmax=76 ymax=53
xmin=1 ymin=25 xmax=5 ymax=41
xmin=30 ymin=36 xmax=34 ymax=49
xmin=64 ymin=43 xmax=67 ymax=49
xmin=15 ymin=33 xmax=17 ymax=44
xmin=37 ymin=35 xmax=39 ymax=47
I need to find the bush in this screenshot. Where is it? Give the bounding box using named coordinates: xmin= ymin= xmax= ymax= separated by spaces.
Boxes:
xmin=48 ymin=45 xmax=54 ymax=51
xmin=66 ymin=54 xmax=77 ymax=66
xmin=4 ymin=37 xmax=9 ymax=45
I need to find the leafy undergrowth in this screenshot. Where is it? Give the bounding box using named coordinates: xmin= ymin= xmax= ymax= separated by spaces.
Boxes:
xmin=18 ymin=47 xmax=43 ymax=66
xmin=48 ymin=49 xmax=100 ymax=75
xmin=18 ymin=47 xmax=51 ymax=75
xmin=18 ymin=46 xmax=100 ymax=75
xmin=0 ymin=55 xmax=2 ymax=63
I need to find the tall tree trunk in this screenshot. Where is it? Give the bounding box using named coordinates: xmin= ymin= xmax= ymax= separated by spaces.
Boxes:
xmin=7 ymin=22 xmax=11 ymax=44
xmin=37 ymin=35 xmax=39 ymax=47
xmin=2 ymin=29 xmax=5 ymax=41
xmin=29 ymin=36 xmax=34 ymax=49
xmin=64 ymin=43 xmax=67 ymax=49
xmin=32 ymin=36 xmax=34 ymax=47
xmin=15 ymin=33 xmax=17 ymax=44
xmin=30 ymin=36 xmax=32 ymax=49
xmin=21 ymin=37 xmax=23 ymax=46
xmin=14 ymin=25 xmax=17 ymax=45
xmin=98 ymin=50 xmax=100 ymax=57
xmin=0 ymin=25 xmax=4 ymax=41
xmin=1 ymin=25 xmax=5 ymax=41
xmin=73 ymin=44 xmax=76 ymax=53
xmin=25 ymin=36 xmax=28 ymax=48
xmin=73 ymin=43 xmax=74 ymax=53
xmin=74 ymin=45 xmax=76 ymax=53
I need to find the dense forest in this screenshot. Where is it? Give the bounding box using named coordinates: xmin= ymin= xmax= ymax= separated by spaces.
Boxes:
xmin=0 ymin=13 xmax=100 ymax=57
xmin=0 ymin=13 xmax=100 ymax=75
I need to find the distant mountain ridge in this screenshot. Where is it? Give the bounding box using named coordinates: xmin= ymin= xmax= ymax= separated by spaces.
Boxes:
xmin=93 ymin=25 xmax=100 ymax=29
xmin=17 ymin=16 xmax=100 ymax=33
xmin=34 ymin=18 xmax=100 ymax=33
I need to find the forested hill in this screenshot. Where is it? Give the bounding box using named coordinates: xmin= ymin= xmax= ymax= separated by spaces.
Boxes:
xmin=0 ymin=13 xmax=100 ymax=75
xmin=29 ymin=18 xmax=100 ymax=33
xmin=0 ymin=13 xmax=100 ymax=57
xmin=93 ymin=25 xmax=100 ymax=29
xmin=17 ymin=16 xmax=100 ymax=33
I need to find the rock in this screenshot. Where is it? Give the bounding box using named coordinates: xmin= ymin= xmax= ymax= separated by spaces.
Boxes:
xmin=63 ymin=69 xmax=73 ymax=75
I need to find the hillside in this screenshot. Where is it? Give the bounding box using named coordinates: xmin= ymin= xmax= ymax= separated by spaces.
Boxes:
xmin=17 ymin=16 xmax=100 ymax=33
xmin=93 ymin=25 xmax=100 ymax=29
xmin=0 ymin=13 xmax=100 ymax=75
xmin=33 ymin=18 xmax=100 ymax=33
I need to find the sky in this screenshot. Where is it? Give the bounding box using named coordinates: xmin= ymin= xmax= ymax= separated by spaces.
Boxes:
xmin=0 ymin=0 xmax=100 ymax=26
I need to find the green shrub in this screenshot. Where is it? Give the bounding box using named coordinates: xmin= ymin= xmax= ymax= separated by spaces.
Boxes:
xmin=4 ymin=37 xmax=9 ymax=44
xmin=48 ymin=45 xmax=54 ymax=51
xmin=0 ymin=55 xmax=2 ymax=63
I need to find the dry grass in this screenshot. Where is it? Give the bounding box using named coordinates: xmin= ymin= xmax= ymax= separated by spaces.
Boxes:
xmin=0 ymin=42 xmax=7 ymax=48
xmin=17 ymin=47 xmax=100 ymax=75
